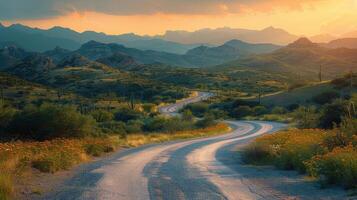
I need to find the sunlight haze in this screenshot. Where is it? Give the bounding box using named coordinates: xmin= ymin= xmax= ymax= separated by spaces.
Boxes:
xmin=1 ymin=0 xmax=357 ymax=36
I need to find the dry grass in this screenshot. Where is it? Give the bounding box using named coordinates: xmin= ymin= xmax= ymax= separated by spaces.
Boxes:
xmin=0 ymin=137 xmax=121 ymax=199
xmin=242 ymin=129 xmax=329 ymax=171
xmin=242 ymin=129 xmax=357 ymax=188
xmin=126 ymin=123 xmax=230 ymax=147
xmin=0 ymin=123 xmax=229 ymax=199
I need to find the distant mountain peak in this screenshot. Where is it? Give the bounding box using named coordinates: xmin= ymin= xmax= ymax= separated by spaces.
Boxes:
xmin=262 ymin=26 xmax=276 ymax=30
xmin=9 ymin=23 xmax=29 ymax=29
xmin=81 ymin=40 xmax=106 ymax=48
xmin=48 ymin=26 xmax=76 ymax=33
xmin=288 ymin=37 xmax=316 ymax=48
xmin=261 ymin=26 xmax=285 ymax=32
xmin=224 ymin=39 xmax=247 ymax=46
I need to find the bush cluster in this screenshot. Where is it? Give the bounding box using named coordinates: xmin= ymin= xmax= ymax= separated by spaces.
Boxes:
xmin=242 ymin=126 xmax=357 ymax=188
xmin=1 ymin=103 xmax=97 ymax=140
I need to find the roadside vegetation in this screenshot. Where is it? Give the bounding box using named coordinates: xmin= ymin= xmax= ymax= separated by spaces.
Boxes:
xmin=240 ymin=74 xmax=357 ymax=189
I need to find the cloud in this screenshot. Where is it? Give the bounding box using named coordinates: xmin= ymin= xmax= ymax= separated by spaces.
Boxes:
xmin=0 ymin=0 xmax=324 ymax=20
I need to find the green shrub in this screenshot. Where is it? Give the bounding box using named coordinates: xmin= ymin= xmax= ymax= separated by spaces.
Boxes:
xmin=292 ymin=106 xmax=320 ymax=128
xmin=143 ymin=116 xmax=194 ymax=133
xmin=312 ymin=91 xmax=340 ymax=105
xmin=143 ymin=117 xmax=167 ymax=132
xmin=305 ymin=146 xmax=357 ymax=188
xmin=319 ymin=99 xmax=348 ymax=129
xmin=125 ymin=120 xmax=144 ymax=133
xmin=181 ymin=110 xmax=194 ymax=122
xmin=196 ymin=113 xmax=216 ymax=128
xmin=252 ymin=106 xmax=268 ymax=116
xmin=162 ymin=117 xmax=193 ymax=133
xmin=90 ymin=109 xmax=114 ymax=122
xmin=271 ymin=106 xmax=287 ymax=115
xmin=232 ymin=106 xmax=252 ymax=119
xmin=8 ymin=104 xmax=97 ymax=140
xmin=340 ymin=118 xmax=357 ymax=138
xmin=241 ymin=142 xmax=272 ymax=165
xmin=275 ymin=142 xmax=325 ymax=173
xmin=322 ymin=132 xmax=350 ymax=151
xmin=0 ymin=101 xmax=16 ymax=131
xmin=114 ymin=108 xmax=143 ymax=122
xmin=100 ymin=121 xmax=126 ymax=135
xmin=32 ymin=157 xmax=76 ymax=173
xmin=209 ymin=109 xmax=228 ymax=119
xmin=242 ymin=129 xmax=328 ymax=173
xmin=142 ymin=103 xmax=156 ymax=114
xmin=84 ymin=144 xmax=114 ymax=157
xmin=259 ymin=114 xmax=290 ymax=123
xmin=32 ymin=151 xmax=79 ymax=173
xmin=32 ymin=159 xmax=57 ymax=173
xmin=184 ymin=103 xmax=209 ymax=117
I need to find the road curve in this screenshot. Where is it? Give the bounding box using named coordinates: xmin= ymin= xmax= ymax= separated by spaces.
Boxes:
xmin=158 ymin=91 xmax=214 ymax=116
xmin=45 ymin=92 xmax=345 ymax=200
xmin=47 ymin=121 xmax=283 ymax=200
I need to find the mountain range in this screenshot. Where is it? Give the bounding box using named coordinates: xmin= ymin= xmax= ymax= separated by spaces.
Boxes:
xmin=159 ymin=26 xmax=299 ymax=46
xmin=0 ymin=39 xmax=280 ymax=71
xmin=2 ymin=22 xmax=357 ymax=56
xmin=0 ymin=23 xmax=200 ymax=54
xmin=321 ymin=38 xmax=357 ymax=49
xmin=0 ymin=23 xmax=299 ymax=54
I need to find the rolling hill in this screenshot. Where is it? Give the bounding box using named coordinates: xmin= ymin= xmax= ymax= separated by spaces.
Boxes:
xmin=43 ymin=40 xmax=279 ymax=68
xmin=0 ymin=46 xmax=190 ymax=103
xmin=254 ymin=73 xmax=356 ymax=107
xmin=184 ymin=40 xmax=280 ymax=66
xmin=220 ymin=38 xmax=357 ymax=79
xmin=322 ymin=38 xmax=357 ymax=49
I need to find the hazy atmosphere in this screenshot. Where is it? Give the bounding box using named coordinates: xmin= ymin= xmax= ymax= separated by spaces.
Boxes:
xmin=1 ymin=0 xmax=357 ymax=36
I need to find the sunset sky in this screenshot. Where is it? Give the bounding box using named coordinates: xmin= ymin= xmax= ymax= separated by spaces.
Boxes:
xmin=1 ymin=0 xmax=357 ymax=36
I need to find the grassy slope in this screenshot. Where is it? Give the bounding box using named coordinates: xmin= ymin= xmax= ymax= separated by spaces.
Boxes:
xmin=255 ymin=82 xmax=335 ymax=106
xmin=130 ymin=64 xmax=290 ymax=96
xmin=221 ymin=45 xmax=357 ymax=80
xmin=0 ymin=72 xmax=84 ymax=107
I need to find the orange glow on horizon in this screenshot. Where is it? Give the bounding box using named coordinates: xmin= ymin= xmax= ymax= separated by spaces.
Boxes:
xmin=2 ymin=0 xmax=357 ymax=37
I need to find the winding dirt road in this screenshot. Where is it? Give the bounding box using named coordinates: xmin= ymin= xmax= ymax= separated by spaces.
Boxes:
xmin=45 ymin=92 xmax=348 ymax=200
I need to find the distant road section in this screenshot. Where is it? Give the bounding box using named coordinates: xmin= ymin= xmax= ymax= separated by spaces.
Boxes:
xmin=158 ymin=91 xmax=214 ymax=116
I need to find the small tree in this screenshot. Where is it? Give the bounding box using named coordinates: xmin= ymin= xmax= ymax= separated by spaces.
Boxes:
xmin=8 ymin=104 xmax=97 ymax=140
xmin=319 ymin=99 xmax=348 ymax=129
xmin=252 ymin=106 xmax=268 ymax=116
xmin=196 ymin=113 xmax=216 ymax=128
xmin=271 ymin=106 xmax=287 ymax=115
xmin=90 ymin=109 xmax=114 ymax=123
xmin=114 ymin=107 xmax=142 ymax=122
xmin=312 ymin=91 xmax=340 ymax=105
xmin=232 ymin=106 xmax=252 ymax=119
xmin=0 ymin=101 xmax=16 ymax=131
xmin=142 ymin=103 xmax=156 ymax=114
xmin=292 ymin=106 xmax=320 ymax=128
xmin=182 ymin=110 xmax=194 ymax=122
